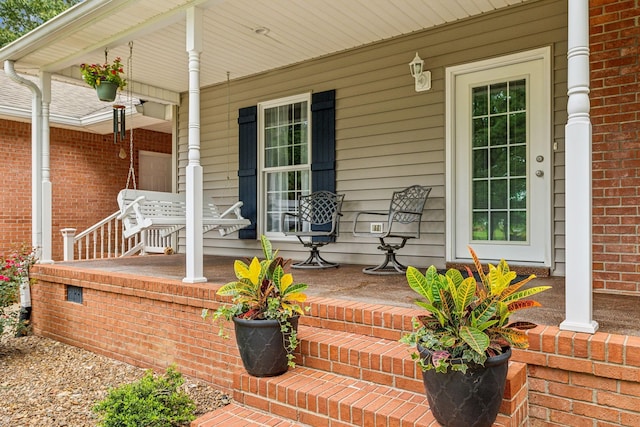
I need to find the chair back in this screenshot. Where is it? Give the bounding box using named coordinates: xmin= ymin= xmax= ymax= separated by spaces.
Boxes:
xmin=390 ymin=185 xmax=431 ymax=224
xmin=298 ymin=191 xmax=344 ymax=228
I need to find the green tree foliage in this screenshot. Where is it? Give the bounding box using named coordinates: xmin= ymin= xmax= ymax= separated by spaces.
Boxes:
xmin=0 ymin=0 xmax=80 ymax=48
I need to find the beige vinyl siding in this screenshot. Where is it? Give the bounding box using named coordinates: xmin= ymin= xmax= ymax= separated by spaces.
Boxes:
xmin=177 ymin=0 xmax=568 ymax=274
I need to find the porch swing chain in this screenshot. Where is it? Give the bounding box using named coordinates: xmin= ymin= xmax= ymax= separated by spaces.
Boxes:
xmin=124 ymin=41 xmax=137 ymax=191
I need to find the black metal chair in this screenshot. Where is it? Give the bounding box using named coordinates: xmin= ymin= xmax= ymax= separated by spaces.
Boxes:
xmin=281 ymin=191 xmax=344 ymax=269
xmin=352 ymin=185 xmax=431 ymax=275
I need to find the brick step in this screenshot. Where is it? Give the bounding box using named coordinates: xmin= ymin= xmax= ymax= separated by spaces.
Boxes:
xmin=233 ymin=366 xmax=436 ymax=427
xmin=297 ymin=325 xmax=423 ymax=394
xmin=302 ymin=298 xmax=419 ymax=342
xmin=191 ymin=402 xmax=305 ymax=426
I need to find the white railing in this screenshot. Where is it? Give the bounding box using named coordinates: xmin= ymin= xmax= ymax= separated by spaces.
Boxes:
xmin=60 ymin=211 xmax=174 ymax=261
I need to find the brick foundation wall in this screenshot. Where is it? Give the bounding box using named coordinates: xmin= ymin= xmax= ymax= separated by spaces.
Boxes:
xmin=0 ymin=119 xmax=171 ymax=260
xmin=30 ymin=264 xmax=640 ymax=426
xmin=590 ymin=1 xmax=640 ymax=293
xmin=514 ymin=325 xmax=640 ymax=426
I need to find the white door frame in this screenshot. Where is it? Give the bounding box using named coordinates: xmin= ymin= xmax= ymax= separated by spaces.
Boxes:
xmin=445 ymin=47 xmax=552 ymax=265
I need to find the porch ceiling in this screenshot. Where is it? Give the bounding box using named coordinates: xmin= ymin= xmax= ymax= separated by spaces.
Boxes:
xmin=1 ymin=0 xmax=532 ymax=103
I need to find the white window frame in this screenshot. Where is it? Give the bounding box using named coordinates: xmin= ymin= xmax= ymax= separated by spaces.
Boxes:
xmin=258 ymin=93 xmax=312 ymax=239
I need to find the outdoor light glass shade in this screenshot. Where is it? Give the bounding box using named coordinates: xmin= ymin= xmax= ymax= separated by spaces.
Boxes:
xmin=409 ymin=52 xmax=431 ymax=92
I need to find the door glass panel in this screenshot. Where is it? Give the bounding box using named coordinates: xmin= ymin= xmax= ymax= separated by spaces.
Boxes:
xmin=473 ymin=117 xmax=488 ymax=147
xmin=490 ymin=147 xmax=508 ymax=177
xmin=471 ymin=78 xmax=527 ymax=242
xmin=472 ymin=211 xmax=488 ymax=240
xmin=473 ymin=149 xmax=488 ymax=178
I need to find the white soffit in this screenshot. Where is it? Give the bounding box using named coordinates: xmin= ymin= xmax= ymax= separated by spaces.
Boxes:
xmin=1 ymin=0 xmax=532 ymax=94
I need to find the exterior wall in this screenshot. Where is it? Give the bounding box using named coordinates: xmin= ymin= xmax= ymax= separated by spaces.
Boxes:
xmin=590 ymin=1 xmax=640 ymax=294
xmin=178 ymin=0 xmax=569 ymax=273
xmin=0 ymin=119 xmax=171 ymax=260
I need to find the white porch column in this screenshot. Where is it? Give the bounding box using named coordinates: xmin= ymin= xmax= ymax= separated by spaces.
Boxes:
xmin=183 ymin=7 xmax=206 ymax=283
xmin=560 ymin=0 xmax=598 ymax=333
xmin=40 ymin=72 xmax=53 ymax=264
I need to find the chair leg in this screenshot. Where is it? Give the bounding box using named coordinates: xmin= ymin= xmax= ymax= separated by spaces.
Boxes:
xmin=362 ymin=238 xmax=409 ymax=275
xmin=292 ymin=246 xmax=339 ymax=269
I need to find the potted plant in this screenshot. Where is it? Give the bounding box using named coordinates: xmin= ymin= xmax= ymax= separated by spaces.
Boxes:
xmin=80 ymin=57 xmax=127 ymax=102
xmin=401 ymin=246 xmax=550 ymax=427
xmin=202 ymin=235 xmax=308 ymax=377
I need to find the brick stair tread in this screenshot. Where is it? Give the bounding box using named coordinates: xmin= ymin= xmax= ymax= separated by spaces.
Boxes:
xmin=192 ymin=401 xmax=307 ymax=427
xmin=234 ymin=366 xmax=437 ymax=427
xmin=299 ymin=324 xmax=423 ymax=393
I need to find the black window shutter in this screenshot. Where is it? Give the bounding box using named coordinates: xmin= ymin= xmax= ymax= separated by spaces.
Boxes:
xmin=311 ymin=90 xmax=337 ymax=238
xmin=237 ymin=90 xmax=335 ymax=240
xmin=237 ymin=106 xmax=257 ymax=239
xmin=311 ymin=90 xmax=336 ymax=194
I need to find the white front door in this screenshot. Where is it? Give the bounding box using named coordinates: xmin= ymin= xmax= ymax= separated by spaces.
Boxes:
xmin=447 ymin=48 xmax=551 ymax=265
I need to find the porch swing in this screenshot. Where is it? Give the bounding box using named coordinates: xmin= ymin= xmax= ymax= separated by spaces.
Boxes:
xmin=115 ymin=45 xmax=250 ymax=243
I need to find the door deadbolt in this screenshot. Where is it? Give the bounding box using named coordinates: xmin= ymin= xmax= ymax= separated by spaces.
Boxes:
xmin=536 ymin=155 xmax=544 ymax=163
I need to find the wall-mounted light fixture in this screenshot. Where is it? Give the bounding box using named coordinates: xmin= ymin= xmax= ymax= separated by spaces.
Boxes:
xmin=409 ymin=52 xmax=431 ymax=92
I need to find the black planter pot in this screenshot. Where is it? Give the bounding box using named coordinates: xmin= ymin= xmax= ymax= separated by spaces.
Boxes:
xmin=419 ymin=345 xmax=511 ymax=427
xmin=233 ymin=316 xmax=299 ymax=377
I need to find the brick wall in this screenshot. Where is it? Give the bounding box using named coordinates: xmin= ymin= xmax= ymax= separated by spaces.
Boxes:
xmin=590 ymin=1 xmax=640 ymax=293
xmin=0 ymin=119 xmax=171 ymax=260
xmin=514 ymin=325 xmax=640 ymax=426
xmin=29 ymin=264 xmax=640 ymax=426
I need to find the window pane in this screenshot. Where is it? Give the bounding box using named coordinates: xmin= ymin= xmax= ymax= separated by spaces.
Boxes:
xmin=265 ymin=170 xmax=310 ymax=233
xmin=265 ymin=148 xmax=276 ymax=168
xmin=262 ymin=97 xmax=310 ymax=234
xmin=265 ymin=108 xmax=277 ymax=127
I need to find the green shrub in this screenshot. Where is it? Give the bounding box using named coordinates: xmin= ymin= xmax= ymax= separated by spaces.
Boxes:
xmin=93 ymin=365 xmax=196 ymax=427
xmin=0 ymin=244 xmax=36 ymax=335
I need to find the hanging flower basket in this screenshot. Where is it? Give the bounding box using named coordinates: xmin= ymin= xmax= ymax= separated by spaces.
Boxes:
xmin=95 ymin=81 xmax=119 ymax=102
xmin=80 ymin=57 xmax=126 ymax=102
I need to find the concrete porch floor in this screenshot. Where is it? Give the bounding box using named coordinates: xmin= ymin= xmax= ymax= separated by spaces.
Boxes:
xmin=57 ymin=254 xmax=640 ymax=336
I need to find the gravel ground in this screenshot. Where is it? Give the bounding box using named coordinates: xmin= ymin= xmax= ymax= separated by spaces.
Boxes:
xmin=0 ymin=315 xmax=230 ymax=426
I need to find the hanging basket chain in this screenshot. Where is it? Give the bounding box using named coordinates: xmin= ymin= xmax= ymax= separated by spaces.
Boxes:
xmin=125 ymin=41 xmax=137 ymax=190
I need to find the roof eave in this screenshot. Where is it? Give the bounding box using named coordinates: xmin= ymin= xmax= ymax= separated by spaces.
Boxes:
xmin=0 ymin=0 xmax=125 ymax=64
